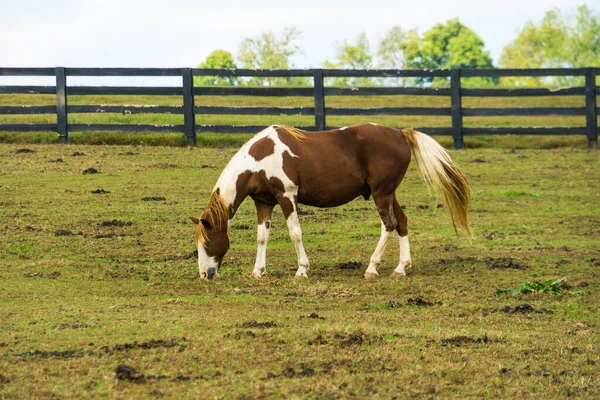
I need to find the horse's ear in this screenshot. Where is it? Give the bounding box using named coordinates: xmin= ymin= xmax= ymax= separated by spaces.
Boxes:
xmin=200 ymin=219 xmax=211 ymax=229
xmin=190 ymin=216 xmax=200 ymax=225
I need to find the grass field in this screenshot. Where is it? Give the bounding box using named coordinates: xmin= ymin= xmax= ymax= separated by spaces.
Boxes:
xmin=0 ymin=92 xmax=597 ymax=148
xmin=1 ymin=140 xmax=599 ymax=398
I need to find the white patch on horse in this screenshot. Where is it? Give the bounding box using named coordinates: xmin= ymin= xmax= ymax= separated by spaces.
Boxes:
xmin=393 ymin=235 xmax=412 ymax=276
xmin=285 ymin=210 xmax=309 ymax=277
xmin=214 ymin=126 xmax=299 ymax=208
xmin=370 ymin=122 xmax=378 ymax=126
xmin=365 ymin=222 xmax=391 ymax=276
xmin=252 ymin=222 xmax=270 ymax=277
xmin=197 ymin=240 xmax=219 ymax=279
xmin=340 ymin=126 xmax=349 ymax=130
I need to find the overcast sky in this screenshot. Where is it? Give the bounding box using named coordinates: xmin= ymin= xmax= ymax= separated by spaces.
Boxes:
xmin=1 ymin=0 xmax=597 ymax=84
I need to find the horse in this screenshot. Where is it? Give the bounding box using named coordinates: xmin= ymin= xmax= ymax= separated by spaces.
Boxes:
xmin=190 ymin=123 xmax=471 ymax=280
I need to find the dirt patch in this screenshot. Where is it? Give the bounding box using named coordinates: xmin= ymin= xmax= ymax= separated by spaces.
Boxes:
xmin=483 ymin=231 xmax=504 ymax=240
xmin=83 ymin=168 xmax=99 ymax=175
xmin=0 ymin=374 xmax=10 ymax=384
xmin=55 ymin=322 xmax=90 ymax=330
xmin=142 ymin=196 xmax=166 ymax=201
xmin=115 ymin=364 xmax=146 ymax=383
xmin=121 ymin=151 xmax=138 ymax=156
xmin=224 ymin=331 xmax=257 ymax=340
xmin=440 ymin=335 xmax=494 ymax=347
xmin=15 ymin=148 xmax=35 ymax=154
xmin=91 ymin=189 xmax=110 ymax=194
xmin=265 ymin=365 xmax=316 ymax=379
xmin=417 ymin=204 xmax=429 ymax=209
xmin=407 ymin=297 xmax=441 ymax=307
xmin=94 ymin=233 xmax=118 ymax=239
xmin=472 ymin=158 xmax=487 ymax=163
xmin=50 ymin=158 xmax=64 ymax=163
xmin=336 ymin=261 xmax=362 ymax=270
xmin=201 ymin=164 xmax=215 ymax=169
xmin=72 ymin=151 xmax=85 ymax=156
xmin=308 ymin=335 xmax=328 ymax=345
xmin=388 ymin=300 xmax=402 ymax=308
xmin=486 ymin=257 xmax=527 ymax=270
xmin=103 ymin=338 xmax=185 ymax=353
xmin=236 ymin=321 xmax=277 ymax=329
xmin=150 ymin=163 xmax=178 ymax=169
xmin=300 ymin=313 xmax=325 ymax=320
xmin=54 ymin=229 xmax=74 ymax=236
xmin=498 ymin=304 xmax=553 ymax=314
xmin=99 ymin=220 xmax=133 ymax=227
xmin=335 ymin=331 xmax=379 ymax=348
xmin=568 ymin=322 xmax=594 ymax=336
xmin=24 ymin=272 xmax=61 ymax=279
xmin=14 ymin=349 xmax=84 ymax=359
xmin=234 ymin=224 xmax=252 ymax=230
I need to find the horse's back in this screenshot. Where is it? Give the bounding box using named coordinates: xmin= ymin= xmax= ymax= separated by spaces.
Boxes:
xmin=274 ymin=124 xmax=412 ymax=207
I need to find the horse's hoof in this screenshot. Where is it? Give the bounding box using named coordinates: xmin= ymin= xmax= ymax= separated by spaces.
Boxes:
xmin=390 ymin=271 xmax=406 ymax=278
xmin=294 ymin=273 xmax=308 ymax=279
xmin=364 ymin=272 xmax=379 ymax=280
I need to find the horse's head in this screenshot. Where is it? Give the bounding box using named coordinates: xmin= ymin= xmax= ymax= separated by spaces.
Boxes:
xmin=190 ymin=216 xmax=229 ymax=280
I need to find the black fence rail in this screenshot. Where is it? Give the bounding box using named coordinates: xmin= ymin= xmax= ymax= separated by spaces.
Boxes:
xmin=0 ymin=67 xmax=598 ymax=149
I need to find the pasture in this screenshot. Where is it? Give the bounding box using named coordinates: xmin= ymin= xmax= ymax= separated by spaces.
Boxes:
xmin=0 ymin=141 xmax=599 ymax=398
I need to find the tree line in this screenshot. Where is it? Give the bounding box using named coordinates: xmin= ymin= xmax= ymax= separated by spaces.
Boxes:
xmin=195 ymin=5 xmax=599 ymax=87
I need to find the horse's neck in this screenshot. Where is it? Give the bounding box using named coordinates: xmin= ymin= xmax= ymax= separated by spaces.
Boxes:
xmin=213 ymin=157 xmax=251 ymax=219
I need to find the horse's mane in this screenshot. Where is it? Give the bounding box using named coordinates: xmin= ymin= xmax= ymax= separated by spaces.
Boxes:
xmin=198 ymin=190 xmax=229 ymax=245
xmin=275 ymin=125 xmax=306 ymax=140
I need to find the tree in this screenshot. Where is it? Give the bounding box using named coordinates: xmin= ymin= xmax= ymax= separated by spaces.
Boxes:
xmin=237 ymin=26 xmax=307 ymax=86
xmin=195 ymin=50 xmax=238 ymax=86
xmin=500 ymin=5 xmax=600 ymax=86
xmin=403 ymin=19 xmax=494 ymax=85
xmin=323 ymin=33 xmax=375 ymax=86
xmin=377 ymin=26 xmax=419 ymax=69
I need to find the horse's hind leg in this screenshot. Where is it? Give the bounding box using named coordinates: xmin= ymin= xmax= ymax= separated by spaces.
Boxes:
xmin=391 ymin=197 xmax=412 ymax=278
xmin=364 ymin=194 xmax=396 ymax=279
xmin=252 ymin=200 xmax=274 ymax=278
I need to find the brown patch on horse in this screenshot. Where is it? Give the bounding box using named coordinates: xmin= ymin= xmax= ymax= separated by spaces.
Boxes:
xmin=248 ymin=137 xmax=275 ymax=161
xmin=281 ymin=151 xmax=300 ymax=186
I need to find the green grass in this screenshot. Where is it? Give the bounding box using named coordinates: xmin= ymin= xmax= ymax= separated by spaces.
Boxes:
xmin=1 ymin=143 xmax=599 ymax=398
xmin=0 ymin=93 xmax=597 ymax=149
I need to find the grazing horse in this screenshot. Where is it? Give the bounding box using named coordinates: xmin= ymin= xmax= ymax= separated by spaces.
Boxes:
xmin=190 ymin=123 xmax=471 ymax=280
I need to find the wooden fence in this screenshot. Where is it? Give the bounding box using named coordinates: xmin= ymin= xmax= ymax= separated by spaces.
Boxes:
xmin=0 ymin=67 xmax=598 ymax=149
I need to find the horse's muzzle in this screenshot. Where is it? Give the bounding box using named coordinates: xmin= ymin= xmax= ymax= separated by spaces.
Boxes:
xmin=201 ymin=267 xmax=218 ymax=281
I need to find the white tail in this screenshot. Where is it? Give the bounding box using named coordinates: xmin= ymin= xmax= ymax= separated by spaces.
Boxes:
xmin=401 ymin=129 xmax=472 ymax=236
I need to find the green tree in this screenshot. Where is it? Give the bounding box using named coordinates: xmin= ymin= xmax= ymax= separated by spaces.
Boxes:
xmin=323 ymin=33 xmax=375 ymax=86
xmin=237 ymin=26 xmax=307 ymax=86
xmin=377 ymin=26 xmax=419 ymax=69
xmin=403 ymin=19 xmax=494 ymax=86
xmin=500 ymin=5 xmax=600 ymax=86
xmin=195 ymin=50 xmax=238 ymax=86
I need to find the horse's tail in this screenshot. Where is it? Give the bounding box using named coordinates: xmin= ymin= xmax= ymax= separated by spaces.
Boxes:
xmin=401 ymin=128 xmax=472 ymax=236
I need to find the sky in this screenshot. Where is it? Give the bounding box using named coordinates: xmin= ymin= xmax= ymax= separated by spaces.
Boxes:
xmin=1 ymin=0 xmax=597 ymax=85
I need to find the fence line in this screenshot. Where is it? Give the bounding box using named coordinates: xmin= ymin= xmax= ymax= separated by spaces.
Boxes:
xmin=0 ymin=67 xmax=598 ymax=149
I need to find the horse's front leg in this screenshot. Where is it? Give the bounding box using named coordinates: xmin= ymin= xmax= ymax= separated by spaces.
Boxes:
xmin=252 ymin=200 xmax=274 ymax=278
xmin=277 ymin=193 xmax=310 ymax=278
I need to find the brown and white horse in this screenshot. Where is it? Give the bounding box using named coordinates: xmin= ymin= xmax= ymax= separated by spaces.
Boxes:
xmin=190 ymin=123 xmax=471 ymax=280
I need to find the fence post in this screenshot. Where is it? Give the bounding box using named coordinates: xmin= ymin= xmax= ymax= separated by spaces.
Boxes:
xmin=313 ymin=69 xmax=326 ymax=130
xmin=585 ymin=68 xmax=598 ymax=149
xmin=55 ymin=67 xmax=68 ymax=144
xmin=450 ymin=69 xmax=464 ymax=149
xmin=182 ymin=68 xmax=197 ymax=147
